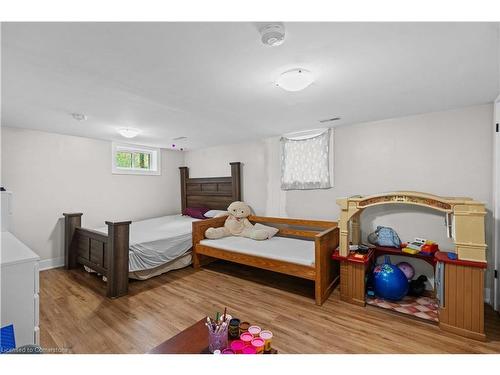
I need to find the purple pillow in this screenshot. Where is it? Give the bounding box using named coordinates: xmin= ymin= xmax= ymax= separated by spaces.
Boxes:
xmin=183 ymin=207 xmax=210 ymax=219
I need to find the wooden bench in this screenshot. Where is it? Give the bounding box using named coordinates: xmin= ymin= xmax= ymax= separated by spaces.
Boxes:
xmin=192 ymin=215 xmax=340 ymax=305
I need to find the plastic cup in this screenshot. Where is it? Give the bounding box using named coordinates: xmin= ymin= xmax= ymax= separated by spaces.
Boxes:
xmin=259 ymin=330 xmax=273 ymax=352
xmin=251 ymin=338 xmax=265 ymax=354
xmin=248 ymin=325 xmax=261 ymax=337
xmin=242 ymin=346 xmax=257 ymax=354
xmin=239 ymin=321 xmax=250 ymax=334
xmin=230 ymin=340 xmax=245 ymax=354
xmin=240 ymin=332 xmax=254 ymax=345
xmin=228 ymin=318 xmax=241 ymax=339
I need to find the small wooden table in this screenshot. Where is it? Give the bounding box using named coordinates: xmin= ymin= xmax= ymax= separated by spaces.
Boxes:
xmin=148 ymin=318 xmax=210 ymax=354
xmin=148 ymin=318 xmax=278 ymax=354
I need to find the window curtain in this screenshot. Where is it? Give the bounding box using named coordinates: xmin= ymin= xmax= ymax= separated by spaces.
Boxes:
xmin=280 ymin=128 xmax=331 ymax=190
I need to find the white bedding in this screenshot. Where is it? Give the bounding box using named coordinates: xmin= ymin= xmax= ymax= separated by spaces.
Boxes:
xmin=200 ymin=236 xmax=315 ymax=267
xmin=95 ymin=214 xmax=200 ymax=272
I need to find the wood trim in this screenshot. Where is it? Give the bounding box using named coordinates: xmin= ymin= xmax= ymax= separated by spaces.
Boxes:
xmin=195 ymin=244 xmax=317 ymax=280
xmin=179 ymin=167 xmax=189 ymax=213
xmin=105 ymin=221 xmax=131 ymax=298
xmin=315 ymin=227 xmax=340 ymax=305
xmin=277 ymin=228 xmax=320 ymax=239
xmin=179 ymin=162 xmax=242 ymax=212
xmin=63 ymin=213 xmax=83 ymax=269
xmin=230 ymin=162 xmax=241 ymax=201
xmin=249 ymin=215 xmax=337 ymax=229
xmin=439 ymin=322 xmax=486 ymax=341
xmin=192 ymin=215 xmax=339 ymax=305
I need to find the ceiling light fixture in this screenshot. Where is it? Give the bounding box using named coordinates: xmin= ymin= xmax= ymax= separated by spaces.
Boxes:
xmin=275 ymin=69 xmax=314 ymax=92
xmin=118 ymin=128 xmax=140 ymax=138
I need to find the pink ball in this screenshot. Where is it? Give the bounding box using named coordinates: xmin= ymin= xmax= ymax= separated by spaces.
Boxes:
xmin=397 ymin=261 xmax=415 ymax=280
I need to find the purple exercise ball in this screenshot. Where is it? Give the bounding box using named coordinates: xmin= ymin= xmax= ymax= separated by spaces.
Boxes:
xmin=397 ymin=261 xmax=415 ymax=280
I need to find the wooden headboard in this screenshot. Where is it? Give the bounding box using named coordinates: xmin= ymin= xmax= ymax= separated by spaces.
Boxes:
xmin=179 ymin=162 xmax=241 ymax=212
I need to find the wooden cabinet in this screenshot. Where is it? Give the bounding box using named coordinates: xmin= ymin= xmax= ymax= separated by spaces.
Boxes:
xmin=435 ymin=253 xmax=486 ymax=341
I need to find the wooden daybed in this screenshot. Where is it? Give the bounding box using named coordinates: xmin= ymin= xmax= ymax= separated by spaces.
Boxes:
xmin=63 ymin=162 xmax=242 ymax=298
xmin=192 ymin=216 xmax=340 ymax=305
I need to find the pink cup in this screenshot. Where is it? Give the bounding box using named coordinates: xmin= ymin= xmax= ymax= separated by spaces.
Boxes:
xmin=240 ymin=332 xmax=254 ymax=345
xmin=230 ymin=340 xmax=245 ymax=354
xmin=251 ymin=338 xmax=265 ymax=354
xmin=222 ymin=348 xmax=235 ymax=354
xmin=242 ymin=346 xmax=257 ymax=354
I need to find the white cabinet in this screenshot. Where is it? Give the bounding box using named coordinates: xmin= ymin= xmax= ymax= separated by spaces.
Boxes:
xmin=1 ymin=232 xmax=40 ymax=347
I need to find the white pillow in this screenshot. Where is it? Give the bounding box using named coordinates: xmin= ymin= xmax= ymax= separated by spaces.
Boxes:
xmin=254 ymin=223 xmax=279 ymax=239
xmin=204 ymin=210 xmax=227 ymax=218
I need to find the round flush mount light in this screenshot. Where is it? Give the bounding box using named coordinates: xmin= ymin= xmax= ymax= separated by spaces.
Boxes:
xmin=118 ymin=128 xmax=140 ymax=138
xmin=275 ymin=69 xmax=314 ymax=92
xmin=259 ymin=23 xmax=285 ymax=47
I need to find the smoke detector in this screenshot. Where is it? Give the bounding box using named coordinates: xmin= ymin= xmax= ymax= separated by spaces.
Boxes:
xmin=259 ymin=23 xmax=285 ymax=47
xmin=71 ymin=113 xmax=87 ymax=121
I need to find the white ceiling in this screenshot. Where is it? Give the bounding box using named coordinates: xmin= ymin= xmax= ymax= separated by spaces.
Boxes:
xmin=1 ymin=22 xmax=499 ymax=150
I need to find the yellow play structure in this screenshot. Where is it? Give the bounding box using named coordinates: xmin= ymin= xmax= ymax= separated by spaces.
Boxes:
xmin=336 ymin=191 xmax=487 ymax=263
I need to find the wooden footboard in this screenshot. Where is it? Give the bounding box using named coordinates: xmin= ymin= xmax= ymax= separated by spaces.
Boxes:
xmin=192 ymin=215 xmax=339 ymax=305
xmin=315 ymin=227 xmax=340 ymax=305
xmin=63 ymin=213 xmax=131 ymax=298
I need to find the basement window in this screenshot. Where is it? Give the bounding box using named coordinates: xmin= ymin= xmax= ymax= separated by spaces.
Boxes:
xmin=112 ymin=143 xmax=160 ymax=175
xmin=281 ymin=128 xmax=333 ymax=190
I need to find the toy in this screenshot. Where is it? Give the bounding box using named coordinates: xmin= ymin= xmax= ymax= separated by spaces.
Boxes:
xmin=447 ymin=252 xmax=458 ymax=260
xmin=367 ymin=226 xmax=402 ymax=248
xmin=205 ymin=201 xmax=269 ymax=240
xmin=373 ymin=256 xmax=409 ymax=301
xmin=402 ymin=247 xmax=420 ymax=254
xmin=396 ymin=261 xmax=415 ymax=280
xmin=409 ymin=275 xmax=428 ymax=297
xmin=420 ymin=241 xmax=438 ymax=256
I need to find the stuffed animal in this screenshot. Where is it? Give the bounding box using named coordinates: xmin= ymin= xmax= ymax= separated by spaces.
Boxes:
xmin=205 ymin=201 xmax=269 ymax=241
xmin=409 ymin=275 xmax=428 ymax=297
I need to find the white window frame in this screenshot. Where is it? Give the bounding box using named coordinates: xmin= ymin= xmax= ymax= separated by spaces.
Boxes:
xmin=111 ymin=143 xmax=161 ymax=176
xmin=280 ymin=128 xmax=334 ymax=190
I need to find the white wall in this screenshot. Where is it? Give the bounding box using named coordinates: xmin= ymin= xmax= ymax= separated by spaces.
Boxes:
xmin=186 ymin=104 xmax=494 ymax=292
xmin=1 ymin=127 xmax=185 ymax=265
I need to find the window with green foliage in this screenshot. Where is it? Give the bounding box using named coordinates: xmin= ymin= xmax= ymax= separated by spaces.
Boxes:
xmin=112 ymin=143 xmax=160 ymax=175
xmin=115 ymin=151 xmax=151 ymax=169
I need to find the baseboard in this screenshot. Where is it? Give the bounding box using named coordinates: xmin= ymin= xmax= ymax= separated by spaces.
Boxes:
xmin=39 ymin=257 xmax=64 ymax=271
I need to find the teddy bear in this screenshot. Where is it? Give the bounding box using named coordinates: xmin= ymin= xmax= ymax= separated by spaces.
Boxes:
xmin=204 ymin=201 xmax=269 ymax=240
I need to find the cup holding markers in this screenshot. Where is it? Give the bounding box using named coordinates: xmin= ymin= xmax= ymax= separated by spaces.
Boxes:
xmin=206 ymin=316 xmax=228 ymax=353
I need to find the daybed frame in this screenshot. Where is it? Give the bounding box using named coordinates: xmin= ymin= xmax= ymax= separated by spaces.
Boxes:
xmin=63 ymin=162 xmax=241 ymax=298
xmin=192 ymin=216 xmax=340 ymax=305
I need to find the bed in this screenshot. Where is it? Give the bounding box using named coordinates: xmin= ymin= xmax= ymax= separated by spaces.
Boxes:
xmin=63 ymin=162 xmax=241 ymax=298
xmin=192 ymin=215 xmax=340 ymax=305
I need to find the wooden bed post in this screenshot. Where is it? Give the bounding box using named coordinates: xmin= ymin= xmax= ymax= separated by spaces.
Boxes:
xmin=230 ymin=162 xmax=241 ymax=201
xmin=179 ymin=166 xmax=188 ymax=213
xmin=105 ymin=220 xmax=132 ymax=298
xmin=63 ymin=213 xmax=83 ymax=269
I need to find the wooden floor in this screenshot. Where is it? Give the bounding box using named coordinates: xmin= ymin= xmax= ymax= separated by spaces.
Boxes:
xmin=40 ymin=261 xmax=500 ymax=354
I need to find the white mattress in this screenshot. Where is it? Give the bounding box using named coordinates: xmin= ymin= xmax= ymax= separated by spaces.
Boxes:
xmin=200 ymin=236 xmax=315 ymax=267
xmin=95 ymin=214 xmax=200 ymax=272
